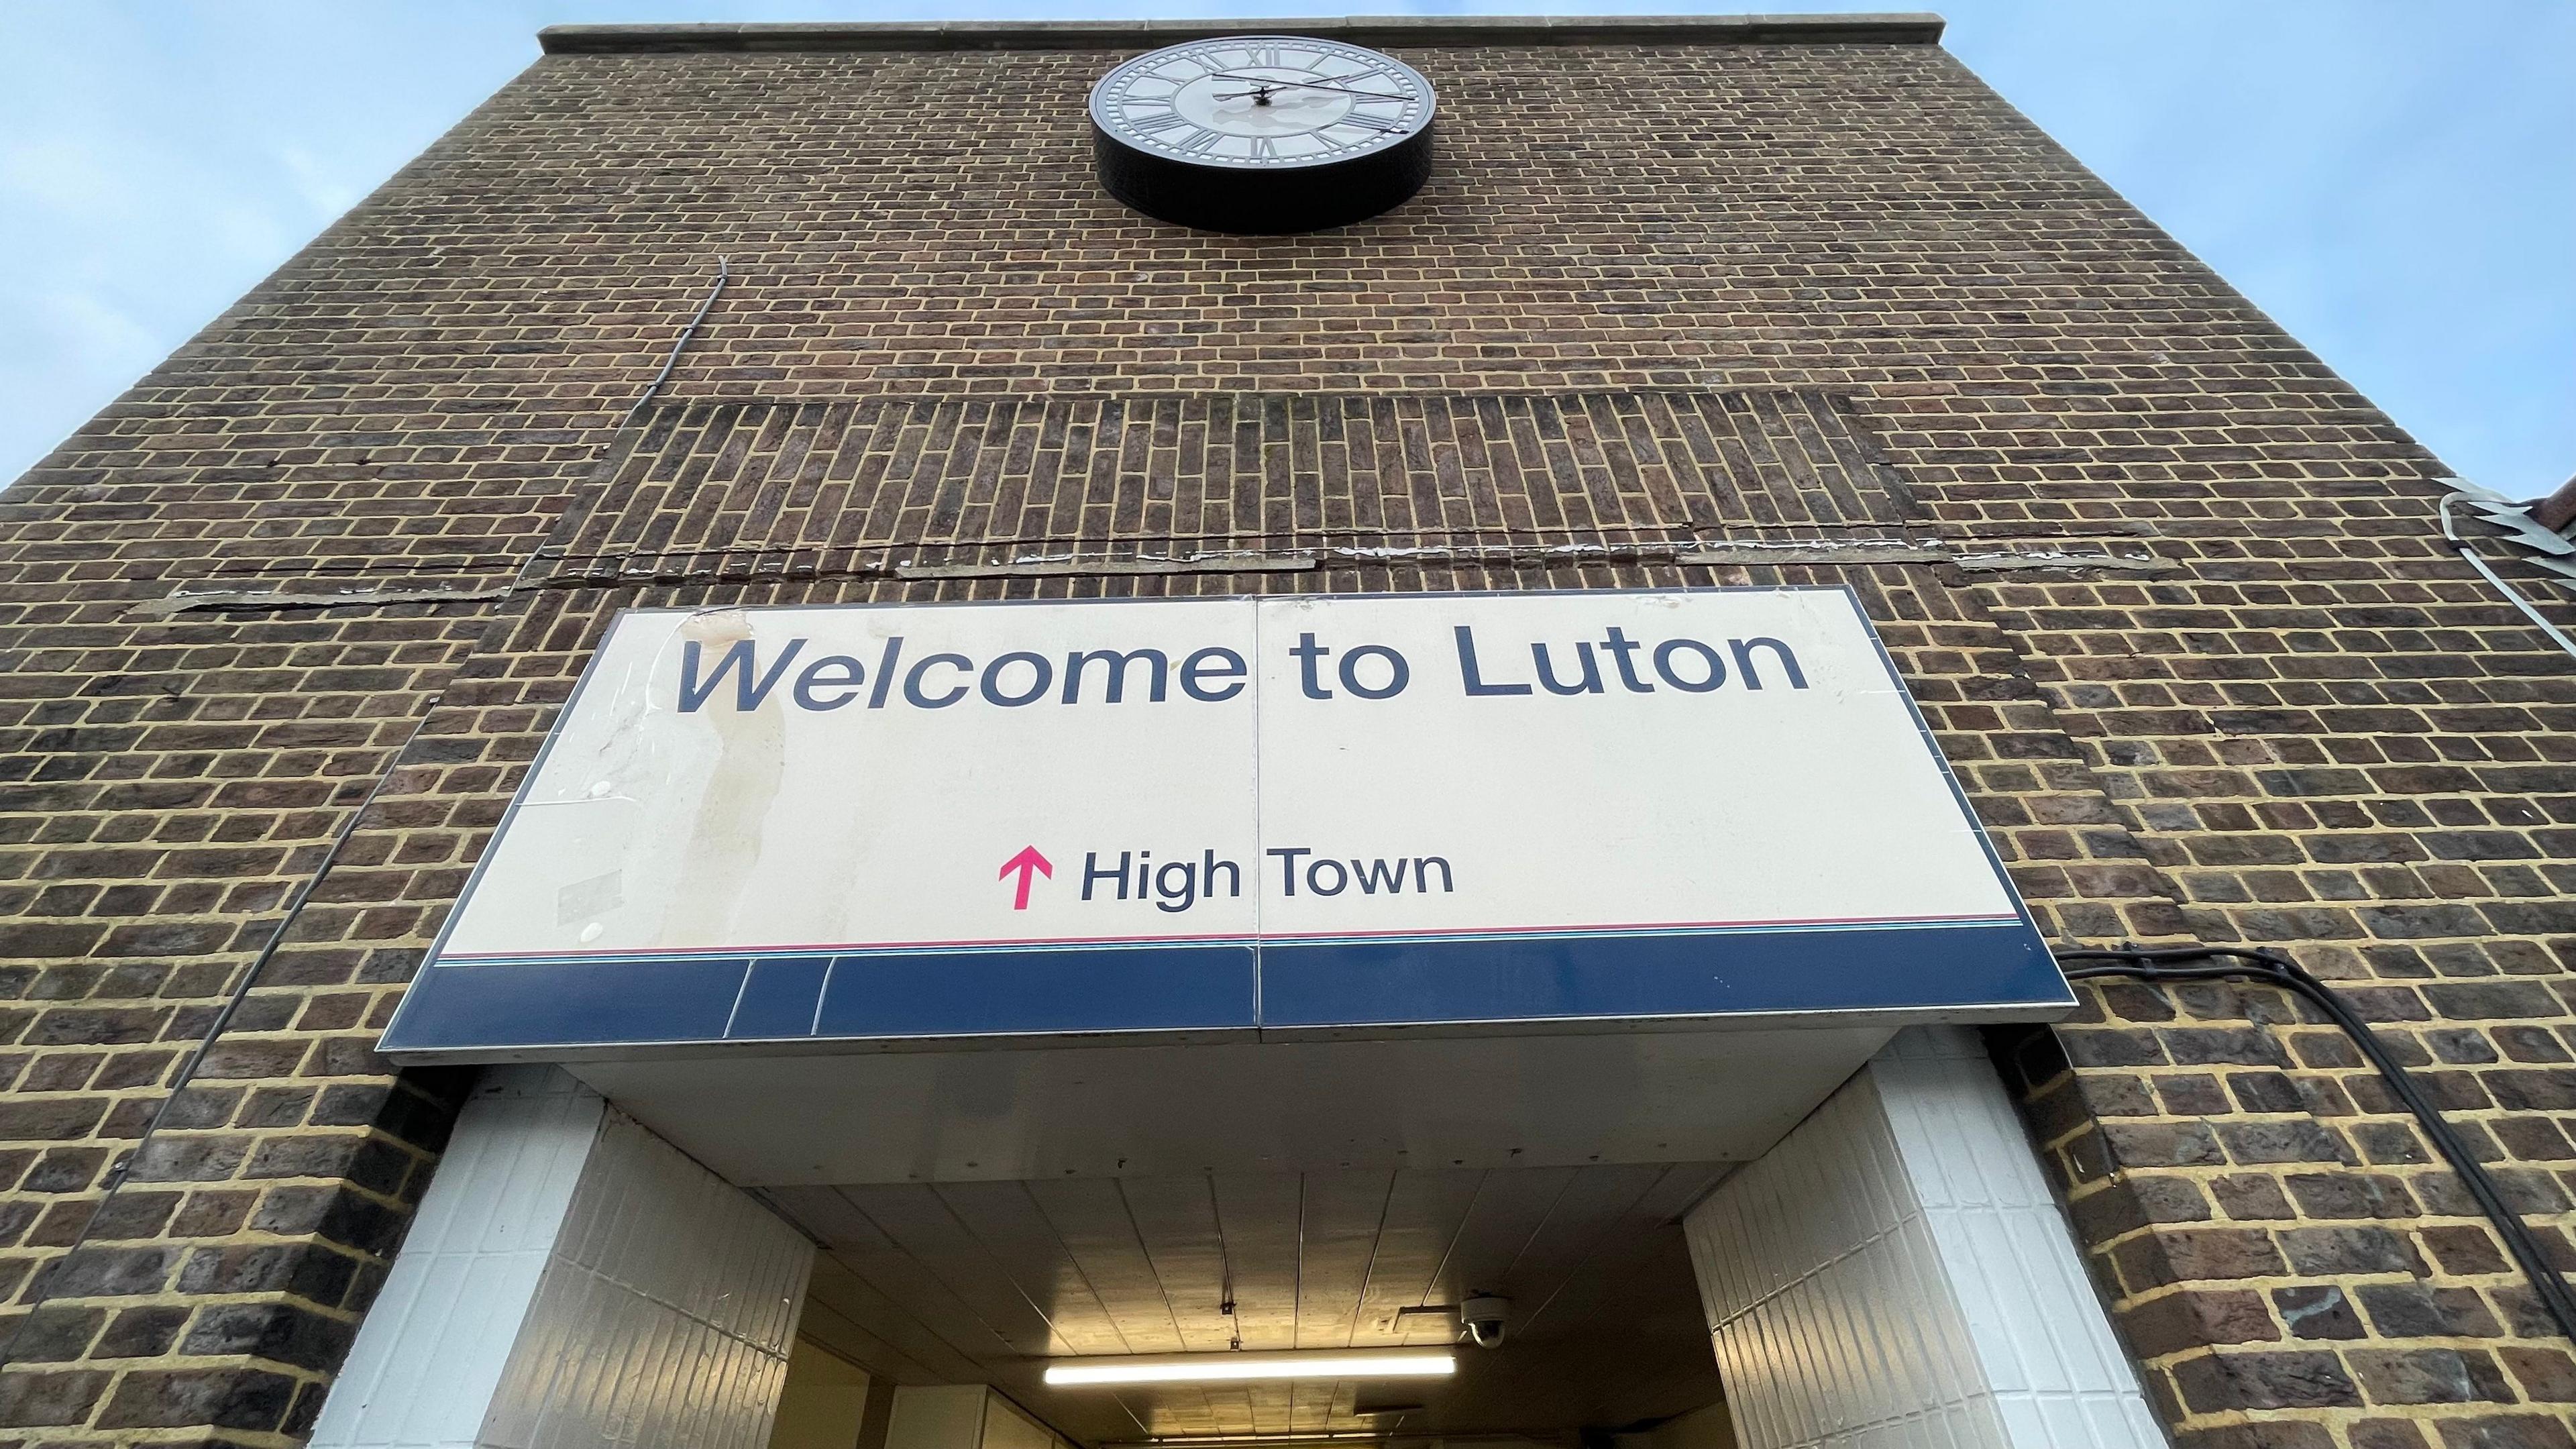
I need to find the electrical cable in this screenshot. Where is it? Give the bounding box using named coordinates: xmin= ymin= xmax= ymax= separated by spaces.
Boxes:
xmin=2437 ymin=492 xmax=2576 ymax=663
xmin=5 ymin=257 xmax=742 ymax=1379
xmin=621 ymin=255 xmax=729 ymax=428
xmin=5 ymin=262 xmax=739 ymax=1377
xmin=0 ymin=731 xmax=430 ymax=1373
xmin=2054 ymin=944 xmax=2576 ymax=1343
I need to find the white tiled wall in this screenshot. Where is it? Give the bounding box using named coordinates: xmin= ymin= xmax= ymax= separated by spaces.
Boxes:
xmin=319 ymin=1032 xmax=2149 ymax=1449
xmin=1684 ymin=1028 xmax=2165 ymax=1449
xmin=309 ymin=1067 xmax=815 ymax=1449
xmin=482 ymin=1108 xmax=815 ymax=1448
xmin=311 ymin=1067 xmax=606 ymax=1449
xmin=1874 ymin=1030 xmax=2168 ymax=1449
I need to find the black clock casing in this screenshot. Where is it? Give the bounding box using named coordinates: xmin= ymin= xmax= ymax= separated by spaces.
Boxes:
xmin=1088 ymin=36 xmax=1436 ymax=235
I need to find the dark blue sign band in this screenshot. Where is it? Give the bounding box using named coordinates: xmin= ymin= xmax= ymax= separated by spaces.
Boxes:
xmin=378 ymin=919 xmax=2063 ymax=1055
xmin=379 ymin=945 xmax=1260 ymax=1052
xmin=1258 ymin=920 xmax=2062 ymax=1028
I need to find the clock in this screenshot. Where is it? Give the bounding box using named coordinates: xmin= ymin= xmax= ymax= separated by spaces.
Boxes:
xmin=1088 ymin=36 xmax=1436 ymax=235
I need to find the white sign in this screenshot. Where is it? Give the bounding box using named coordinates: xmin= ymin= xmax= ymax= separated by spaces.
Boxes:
xmin=388 ymin=588 xmax=2063 ymax=1053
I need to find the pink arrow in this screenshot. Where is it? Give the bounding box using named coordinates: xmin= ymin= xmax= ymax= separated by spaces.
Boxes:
xmin=999 ymin=846 xmax=1053 ymax=911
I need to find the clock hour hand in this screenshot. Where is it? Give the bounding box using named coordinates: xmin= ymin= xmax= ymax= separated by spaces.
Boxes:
xmin=1204 ymin=71 xmax=1412 ymax=103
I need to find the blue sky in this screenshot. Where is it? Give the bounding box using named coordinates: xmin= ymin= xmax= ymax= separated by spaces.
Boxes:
xmin=3 ymin=2 xmax=2569 ymax=493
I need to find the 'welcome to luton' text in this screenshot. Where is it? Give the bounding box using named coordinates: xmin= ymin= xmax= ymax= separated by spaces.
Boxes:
xmin=674 ymin=625 xmax=1809 ymax=713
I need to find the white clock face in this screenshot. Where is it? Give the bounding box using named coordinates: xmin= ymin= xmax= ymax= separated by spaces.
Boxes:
xmin=1089 ymin=37 xmax=1435 ymax=170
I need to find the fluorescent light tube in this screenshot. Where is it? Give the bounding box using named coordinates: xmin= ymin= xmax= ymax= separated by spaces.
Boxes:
xmin=1042 ymin=1350 xmax=1457 ymax=1386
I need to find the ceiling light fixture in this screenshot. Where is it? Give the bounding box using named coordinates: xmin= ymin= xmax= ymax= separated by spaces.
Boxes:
xmin=1042 ymin=1350 xmax=1458 ymax=1387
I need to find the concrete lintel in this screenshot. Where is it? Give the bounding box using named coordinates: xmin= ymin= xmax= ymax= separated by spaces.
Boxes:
xmin=537 ymin=13 xmax=1947 ymax=56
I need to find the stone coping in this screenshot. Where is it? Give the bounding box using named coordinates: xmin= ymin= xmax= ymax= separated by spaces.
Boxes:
xmin=537 ymin=13 xmax=1946 ymax=54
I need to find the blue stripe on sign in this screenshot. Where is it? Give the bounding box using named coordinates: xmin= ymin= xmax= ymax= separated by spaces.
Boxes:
xmin=1256 ymin=920 xmax=2066 ymax=1027
xmin=378 ymin=945 xmax=1262 ymax=1051
xmin=380 ymin=924 xmax=2065 ymax=1053
xmin=377 ymin=955 xmax=757 ymax=1053
xmin=808 ymin=945 xmax=1258 ymax=1038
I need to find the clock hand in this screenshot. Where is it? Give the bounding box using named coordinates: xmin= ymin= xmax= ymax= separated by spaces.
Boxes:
xmin=1204 ymin=72 xmax=1413 ymax=103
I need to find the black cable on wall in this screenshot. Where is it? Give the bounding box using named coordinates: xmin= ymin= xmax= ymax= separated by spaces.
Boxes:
xmin=2052 ymin=944 xmax=2576 ymax=1344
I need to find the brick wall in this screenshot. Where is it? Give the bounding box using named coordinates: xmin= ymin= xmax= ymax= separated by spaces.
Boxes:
xmin=0 ymin=23 xmax=2571 ymax=1448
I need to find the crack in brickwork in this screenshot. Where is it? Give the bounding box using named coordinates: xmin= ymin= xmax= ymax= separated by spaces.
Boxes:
xmin=0 ymin=32 xmax=2571 ymax=1449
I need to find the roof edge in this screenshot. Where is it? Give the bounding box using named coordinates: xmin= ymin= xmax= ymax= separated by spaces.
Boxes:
xmin=536 ymin=13 xmax=1947 ymax=55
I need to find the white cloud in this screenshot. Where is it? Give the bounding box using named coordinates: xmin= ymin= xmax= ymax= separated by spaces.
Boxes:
xmin=0 ymin=136 xmax=136 ymax=217
xmin=278 ymin=144 xmax=366 ymax=223
xmin=25 ymin=287 xmax=163 ymax=376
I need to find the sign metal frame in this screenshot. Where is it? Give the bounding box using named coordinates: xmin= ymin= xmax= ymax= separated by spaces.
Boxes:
xmin=380 ymin=586 xmax=2073 ymax=1063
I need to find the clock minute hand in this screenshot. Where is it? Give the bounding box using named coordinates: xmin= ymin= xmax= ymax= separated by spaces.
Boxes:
xmin=1205 ymin=72 xmax=1412 ymax=103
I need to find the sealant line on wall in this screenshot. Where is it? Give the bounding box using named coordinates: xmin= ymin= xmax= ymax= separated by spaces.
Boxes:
xmin=131 ymin=584 xmax=516 ymax=618
xmin=129 ymin=537 xmax=2173 ymax=616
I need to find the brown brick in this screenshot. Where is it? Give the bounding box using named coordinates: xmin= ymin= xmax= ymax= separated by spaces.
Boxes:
xmin=2355 ymin=1283 xmax=2504 ymax=1340
xmin=2124 ymin=1289 xmax=2279 ymax=1354
xmin=2496 ymin=1347 xmax=2576 ymax=1404
xmin=92 ymin=1366 xmax=297 ymax=1432
xmin=2353 ymin=1421 xmax=2436 ymax=1449
xmin=0 ymin=1104 xmax=108 ymax=1144
xmin=0 ymin=18 xmax=2570 ymax=1449
xmin=2171 ymin=1350 xmax=2363 ymax=1411
xmin=0 ymin=1368 xmax=112 ymax=1428
xmin=2347 ymin=1348 xmax=2516 ymax=1405
xmin=89 ymin=1305 xmax=189 ymax=1360
xmin=2432 ymin=1417 xmax=2576 ymax=1449
xmin=0 ymin=1306 xmax=103 ymax=1364
xmin=2277 ymin=1226 xmax=2426 ymax=1277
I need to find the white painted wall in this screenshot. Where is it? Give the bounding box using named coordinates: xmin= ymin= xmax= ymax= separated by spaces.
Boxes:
xmin=769 ymin=1339 xmax=873 ymax=1449
xmin=886 ymin=1386 xmax=994 ymax=1449
xmin=1684 ymin=1028 xmax=2165 ymax=1449
xmin=885 ymin=1385 xmax=1068 ymax=1449
xmin=309 ymin=1066 xmax=815 ymax=1449
xmin=981 ymin=1391 xmax=1063 ymax=1449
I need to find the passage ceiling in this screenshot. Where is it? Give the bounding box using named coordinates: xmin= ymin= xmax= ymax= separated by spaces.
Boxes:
xmin=770 ymin=1163 xmax=1729 ymax=1445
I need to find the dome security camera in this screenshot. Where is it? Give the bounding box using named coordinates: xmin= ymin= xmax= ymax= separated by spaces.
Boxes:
xmin=1460 ymin=1293 xmax=1510 ymax=1349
